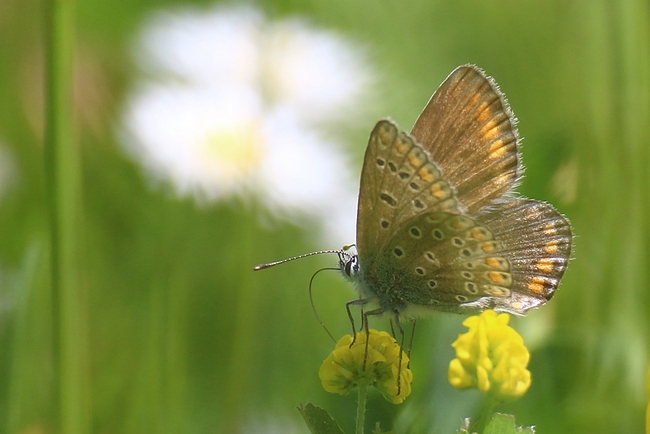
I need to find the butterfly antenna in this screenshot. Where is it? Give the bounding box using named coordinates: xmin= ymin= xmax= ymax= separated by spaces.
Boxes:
xmin=253 ymin=250 xmax=341 ymax=270
xmin=309 ymin=267 xmax=339 ymax=343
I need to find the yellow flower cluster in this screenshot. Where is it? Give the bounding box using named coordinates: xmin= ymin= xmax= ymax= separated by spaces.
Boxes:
xmin=319 ymin=329 xmax=412 ymax=404
xmin=448 ymin=310 xmax=531 ymax=400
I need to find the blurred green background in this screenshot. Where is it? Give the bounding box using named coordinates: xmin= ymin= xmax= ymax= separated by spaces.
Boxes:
xmin=1 ymin=0 xmax=649 ymax=433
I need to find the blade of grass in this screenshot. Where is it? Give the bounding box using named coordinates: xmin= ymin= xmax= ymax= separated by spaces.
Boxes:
xmin=44 ymin=0 xmax=90 ymax=432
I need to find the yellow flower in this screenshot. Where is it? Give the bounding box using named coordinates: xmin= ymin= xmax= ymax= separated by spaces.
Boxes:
xmin=448 ymin=310 xmax=531 ymax=400
xmin=319 ymin=329 xmax=412 ymax=404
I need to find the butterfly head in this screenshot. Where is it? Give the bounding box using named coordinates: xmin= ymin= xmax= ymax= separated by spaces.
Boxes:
xmin=337 ymin=244 xmax=360 ymax=282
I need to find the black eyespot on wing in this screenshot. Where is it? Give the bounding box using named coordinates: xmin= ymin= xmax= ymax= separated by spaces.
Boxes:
xmin=379 ymin=193 xmax=398 ymax=207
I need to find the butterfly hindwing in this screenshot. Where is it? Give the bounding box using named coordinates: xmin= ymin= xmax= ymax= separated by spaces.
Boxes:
xmin=368 ymin=197 xmax=571 ymax=315
xmin=474 ymin=198 xmax=572 ymax=314
xmin=375 ymin=211 xmax=514 ymax=313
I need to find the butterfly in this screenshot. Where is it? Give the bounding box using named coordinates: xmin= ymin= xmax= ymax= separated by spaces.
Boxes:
xmin=256 ymin=64 xmax=572 ymax=332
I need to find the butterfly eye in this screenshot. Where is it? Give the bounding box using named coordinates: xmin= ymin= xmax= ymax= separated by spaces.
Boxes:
xmin=343 ymin=255 xmax=359 ymax=278
xmin=345 ymin=260 xmax=353 ymax=276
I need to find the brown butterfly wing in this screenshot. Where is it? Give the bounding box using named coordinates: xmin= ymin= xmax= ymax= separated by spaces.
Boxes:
xmin=365 ymin=198 xmax=571 ymax=316
xmin=473 ymin=198 xmax=572 ymax=314
xmin=375 ymin=211 xmax=514 ymax=311
xmin=411 ymin=65 xmax=521 ymax=215
xmin=353 ymin=66 xmax=571 ymax=317
xmin=356 ymin=120 xmax=460 ymax=267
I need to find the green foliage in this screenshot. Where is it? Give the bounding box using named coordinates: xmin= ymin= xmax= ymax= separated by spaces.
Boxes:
xmin=482 ymin=413 xmax=533 ymax=434
xmin=0 ymin=0 xmax=649 ymax=433
xmin=298 ymin=403 xmax=345 ymax=434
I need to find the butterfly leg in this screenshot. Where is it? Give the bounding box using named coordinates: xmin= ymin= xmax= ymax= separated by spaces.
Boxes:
xmin=389 ymin=319 xmax=396 ymax=339
xmin=407 ymin=321 xmax=416 ymax=369
xmin=361 ymin=307 xmax=385 ymax=371
xmin=392 ymin=311 xmax=405 ymax=351
xmin=345 ymin=299 xmax=367 ymax=347
xmin=392 ymin=310 xmax=407 ymax=396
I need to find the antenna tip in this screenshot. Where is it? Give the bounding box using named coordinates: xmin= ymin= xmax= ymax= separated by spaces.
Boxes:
xmin=253 ymin=249 xmax=342 ymax=272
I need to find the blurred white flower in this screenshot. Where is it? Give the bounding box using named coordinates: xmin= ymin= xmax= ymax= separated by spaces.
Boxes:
xmin=119 ymin=4 xmax=372 ymax=244
xmin=122 ymin=85 xmax=263 ymax=199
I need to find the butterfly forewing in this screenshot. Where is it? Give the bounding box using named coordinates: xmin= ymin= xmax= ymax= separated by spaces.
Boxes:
xmin=356 ymin=120 xmax=460 ymax=267
xmin=411 ymin=65 xmax=521 ymax=215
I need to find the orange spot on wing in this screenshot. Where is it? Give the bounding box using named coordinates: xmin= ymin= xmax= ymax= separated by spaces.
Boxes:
xmin=430 ymin=182 xmax=449 ymax=200
xmin=485 ymin=257 xmax=507 ymax=270
xmin=544 ymin=241 xmax=558 ymax=254
xmin=481 ymin=242 xmax=498 ymax=253
xmin=543 ymin=223 xmax=557 ymax=235
xmin=488 ymin=139 xmax=507 ymax=159
xmin=470 ymin=227 xmax=490 ymax=241
xmin=528 ymin=276 xmax=547 ymax=294
xmin=476 ymin=103 xmax=491 ymax=122
xmin=418 ymin=166 xmax=437 ymax=182
xmin=395 ymin=136 xmax=411 ymax=153
xmin=408 ymin=152 xmax=425 ymax=168
xmin=481 ymin=121 xmax=500 ymax=141
xmin=488 ymin=272 xmax=503 ymax=283
xmin=536 ymin=258 xmax=554 ymax=273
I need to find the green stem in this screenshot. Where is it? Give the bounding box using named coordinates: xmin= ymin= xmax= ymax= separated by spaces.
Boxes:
xmin=355 ymin=384 xmax=367 ymax=434
xmin=223 ymin=208 xmax=259 ymax=431
xmin=44 ymin=0 xmax=89 ymax=432
xmin=473 ymin=395 xmax=498 ymax=433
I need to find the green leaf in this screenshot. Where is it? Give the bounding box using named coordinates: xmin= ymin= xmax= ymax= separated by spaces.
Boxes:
xmin=297 ymin=403 xmax=345 ymax=434
xmin=483 ymin=413 xmax=534 ymax=434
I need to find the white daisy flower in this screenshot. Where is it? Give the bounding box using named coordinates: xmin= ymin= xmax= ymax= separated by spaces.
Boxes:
xmin=119 ymin=4 xmax=372 ymax=244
